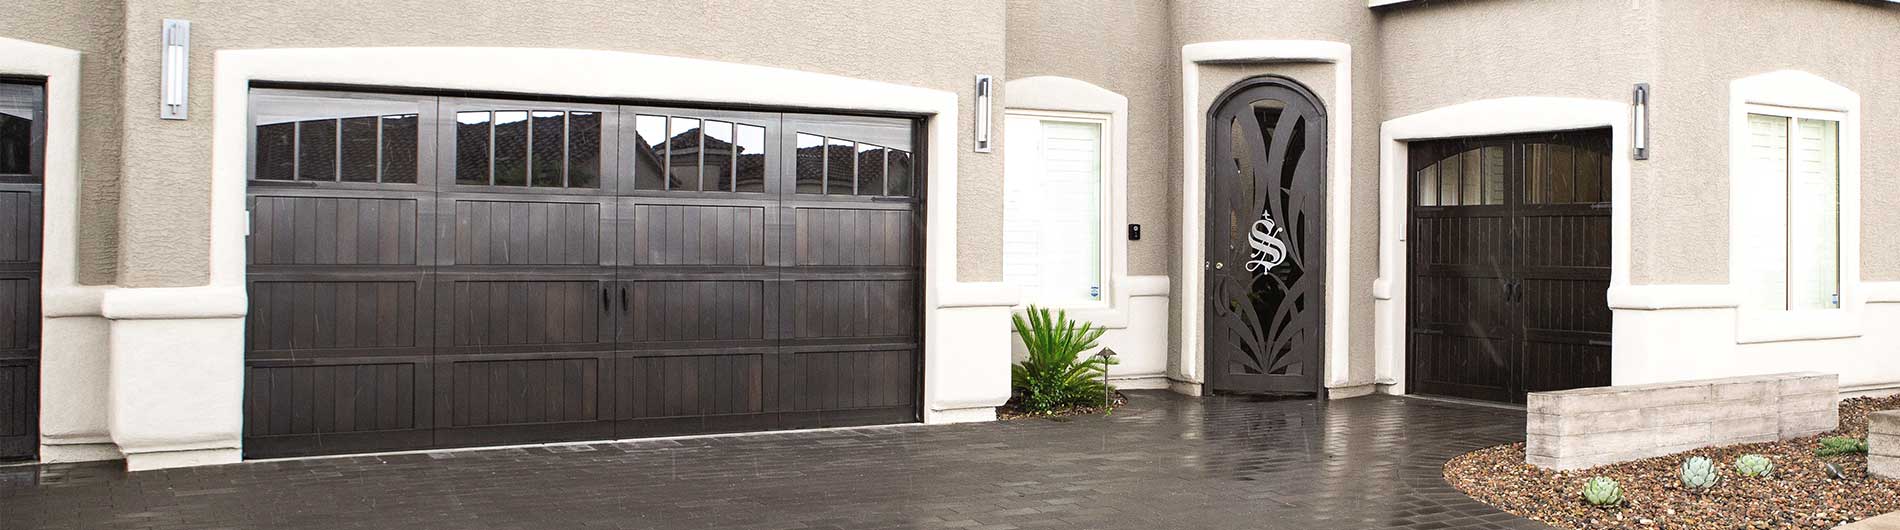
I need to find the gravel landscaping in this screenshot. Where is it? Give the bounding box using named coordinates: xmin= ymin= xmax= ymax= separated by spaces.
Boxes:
xmin=1445 ymin=395 xmax=1900 ymax=530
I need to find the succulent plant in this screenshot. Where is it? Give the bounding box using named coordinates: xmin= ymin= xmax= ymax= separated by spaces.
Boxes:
xmin=1734 ymin=454 xmax=1774 ymax=478
xmin=1816 ymin=436 xmax=1868 ymax=457
xmin=1680 ymin=456 xmax=1719 ymax=490
xmin=1581 ymin=476 xmax=1623 ymax=507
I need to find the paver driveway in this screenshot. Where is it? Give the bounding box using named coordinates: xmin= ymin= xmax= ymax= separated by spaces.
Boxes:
xmin=1 ymin=392 xmax=1550 ymax=530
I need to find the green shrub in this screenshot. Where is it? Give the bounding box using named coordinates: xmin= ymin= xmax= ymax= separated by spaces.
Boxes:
xmin=1581 ymin=477 xmax=1623 ymax=507
xmin=1010 ymin=305 xmax=1114 ymax=414
xmin=1734 ymin=454 xmax=1774 ymax=478
xmin=1815 ymin=436 xmax=1868 ymax=457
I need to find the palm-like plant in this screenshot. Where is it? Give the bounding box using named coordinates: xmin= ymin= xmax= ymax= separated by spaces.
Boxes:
xmin=1010 ymin=305 xmax=1115 ymax=414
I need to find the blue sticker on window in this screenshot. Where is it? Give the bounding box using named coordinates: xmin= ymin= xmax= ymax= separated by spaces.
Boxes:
xmin=1091 ymin=286 xmax=1100 ymax=299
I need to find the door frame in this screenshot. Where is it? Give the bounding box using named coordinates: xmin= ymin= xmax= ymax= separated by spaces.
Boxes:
xmin=1201 ymin=74 xmax=1327 ymax=396
xmin=1374 ymin=97 xmax=1634 ymax=396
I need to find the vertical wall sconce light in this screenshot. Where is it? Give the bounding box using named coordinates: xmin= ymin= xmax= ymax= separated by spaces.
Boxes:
xmin=160 ymin=19 xmax=191 ymax=120
xmin=1631 ymin=83 xmax=1649 ymax=160
xmin=974 ymin=75 xmax=993 ymax=153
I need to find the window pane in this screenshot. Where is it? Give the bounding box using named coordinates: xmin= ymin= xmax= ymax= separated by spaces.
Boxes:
xmin=887 ymin=149 xmax=913 ymax=196
xmin=1416 ymin=164 xmax=1438 ymax=207
xmin=670 ymin=117 xmax=701 ymax=191
xmin=1576 ymin=144 xmax=1604 ymax=203
xmin=1002 ymin=116 xmax=1102 ymax=305
xmin=0 ymin=84 xmax=35 ymax=177
xmin=1482 ymin=146 xmax=1505 ymax=205
xmin=1438 ymin=149 xmax=1460 ymax=206
xmin=297 ymin=119 xmax=337 ymax=181
xmin=255 ymin=122 xmax=296 ymax=181
xmin=826 ymin=138 xmax=856 ymax=194
xmin=633 ymin=115 xmax=667 ymax=190
xmin=735 ymin=124 xmax=766 ymax=192
xmin=857 ymin=144 xmax=887 ymax=196
xmin=1792 ymin=118 xmax=1840 ymax=310
xmin=1746 ymin=113 xmax=1790 ymax=311
xmin=1458 ymin=148 xmax=1482 ymax=205
xmin=702 ymin=120 xmax=734 ymax=191
xmin=456 ymin=111 xmax=491 ymax=185
xmin=796 ymin=133 xmax=824 ymax=194
xmin=1549 ymin=144 xmax=1575 ymax=204
xmin=1525 ymin=144 xmax=1545 ymax=204
xmin=339 ymin=117 xmax=378 ymax=182
xmin=492 ymin=110 xmax=529 ymax=186
xmin=568 ymin=111 xmax=601 ymax=189
xmin=379 ymin=114 xmax=418 ymax=183
xmin=529 ymin=111 xmax=565 ymax=188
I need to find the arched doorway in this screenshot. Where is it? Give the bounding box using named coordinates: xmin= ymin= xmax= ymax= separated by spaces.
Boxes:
xmin=1203 ymin=76 xmax=1325 ymax=395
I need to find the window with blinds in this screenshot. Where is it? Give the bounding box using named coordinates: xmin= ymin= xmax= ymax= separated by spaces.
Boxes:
xmin=1745 ymin=111 xmax=1840 ymax=311
xmin=1002 ymin=112 xmax=1107 ymax=306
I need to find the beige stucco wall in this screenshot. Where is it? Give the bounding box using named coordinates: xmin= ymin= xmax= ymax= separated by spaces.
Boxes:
xmin=1168 ymin=0 xmax=1382 ymax=388
xmin=87 ymin=0 xmax=1007 ymax=287
xmin=1652 ymin=0 xmax=1900 ymax=282
xmin=1004 ymin=0 xmax=1174 ymax=278
xmin=0 ymin=0 xmax=123 ymax=285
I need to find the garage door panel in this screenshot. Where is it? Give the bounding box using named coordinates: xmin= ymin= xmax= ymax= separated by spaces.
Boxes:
xmin=619 ymin=280 xmax=769 ymax=344
xmin=439 ymin=279 xmax=612 ymax=352
xmin=784 ymin=279 xmax=917 ymax=340
xmin=439 ymin=98 xmax=620 ymax=196
xmin=615 ymin=354 xmax=763 ymax=419
xmin=251 ymin=193 xmax=427 ymax=266
xmin=0 ymin=188 xmax=42 ymax=267
xmin=247 ymin=279 xmax=431 ymax=356
xmin=447 ymin=198 xmax=608 ymax=267
xmin=245 ymin=361 xmax=429 ymax=436
xmin=625 ymin=202 xmax=769 ymax=266
xmin=442 ymin=356 xmax=607 ymax=427
xmin=792 ymin=206 xmax=915 ymax=267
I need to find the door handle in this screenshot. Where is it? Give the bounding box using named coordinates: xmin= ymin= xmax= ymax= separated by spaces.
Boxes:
xmin=619 ymin=286 xmax=629 ymax=313
xmin=601 ymin=289 xmax=610 ymax=311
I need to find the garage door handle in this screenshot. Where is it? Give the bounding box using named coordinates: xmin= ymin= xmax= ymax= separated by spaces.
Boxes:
xmin=601 ymin=289 xmax=610 ymax=311
xmin=619 ymin=286 xmax=629 ymax=313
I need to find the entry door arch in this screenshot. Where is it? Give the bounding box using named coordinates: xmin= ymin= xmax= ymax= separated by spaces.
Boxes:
xmin=1203 ymin=75 xmax=1325 ymax=395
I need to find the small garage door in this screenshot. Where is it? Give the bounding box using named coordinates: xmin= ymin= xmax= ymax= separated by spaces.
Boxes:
xmin=1406 ymin=130 xmax=1612 ymax=404
xmin=0 ymin=80 xmax=44 ymax=461
xmin=243 ymin=88 xmax=922 ymax=458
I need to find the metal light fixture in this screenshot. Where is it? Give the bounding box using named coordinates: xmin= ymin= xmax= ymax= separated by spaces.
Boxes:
xmin=1631 ymin=83 xmax=1649 ymax=160
xmin=160 ymin=19 xmax=191 ymax=120
xmin=973 ymin=75 xmax=993 ymax=153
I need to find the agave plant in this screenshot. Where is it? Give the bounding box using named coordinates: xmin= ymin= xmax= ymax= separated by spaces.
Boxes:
xmin=1816 ymin=436 xmax=1868 ymax=457
xmin=1735 ymin=454 xmax=1774 ymax=478
xmin=1010 ymin=305 xmax=1114 ymax=414
xmin=1581 ymin=476 xmax=1623 ymax=507
xmin=1680 ymin=456 xmax=1719 ymax=490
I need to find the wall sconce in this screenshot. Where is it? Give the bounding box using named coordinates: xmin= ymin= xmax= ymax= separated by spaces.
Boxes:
xmin=1631 ymin=83 xmax=1649 ymax=160
xmin=160 ymin=19 xmax=191 ymax=120
xmin=974 ymin=75 xmax=993 ymax=153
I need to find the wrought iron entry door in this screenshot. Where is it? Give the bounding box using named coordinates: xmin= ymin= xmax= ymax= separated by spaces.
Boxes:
xmin=1405 ymin=130 xmax=1612 ymax=404
xmin=1204 ymin=77 xmax=1325 ymax=395
xmin=0 ymin=80 xmax=43 ymax=461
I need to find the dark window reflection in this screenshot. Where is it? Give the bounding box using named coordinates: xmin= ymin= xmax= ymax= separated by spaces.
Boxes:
xmin=1577 ymin=146 xmax=1604 ymax=203
xmin=1549 ymin=144 xmax=1574 ymax=204
xmin=297 ymin=119 xmax=337 ymax=181
xmin=456 ymin=111 xmax=491 ymax=185
xmin=703 ymin=120 xmax=734 ymax=191
xmin=569 ymin=111 xmax=601 ymax=189
xmin=887 ymin=149 xmax=913 ymax=197
xmin=380 ymin=114 xmax=418 ymax=183
xmin=493 ymin=110 xmax=529 ymax=186
xmin=633 ymin=115 xmax=667 ymax=190
xmin=255 ymin=122 xmax=295 ymax=181
xmin=669 ymin=117 xmax=701 ymax=191
xmin=339 ymin=117 xmax=378 ymax=182
xmin=857 ymin=144 xmax=886 ymax=196
xmin=796 ymin=133 xmax=824 ymax=194
xmin=735 ymin=124 xmax=766 ymax=192
xmin=530 ymin=111 xmax=565 ymax=187
xmin=0 ymin=115 xmax=29 ymax=176
xmin=826 ymin=138 xmax=855 ymax=194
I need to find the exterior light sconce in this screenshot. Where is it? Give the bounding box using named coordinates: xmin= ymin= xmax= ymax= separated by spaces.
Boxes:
xmin=160 ymin=19 xmax=191 ymax=120
xmin=974 ymin=75 xmax=993 ymax=153
xmin=1632 ymin=83 xmax=1649 ymax=160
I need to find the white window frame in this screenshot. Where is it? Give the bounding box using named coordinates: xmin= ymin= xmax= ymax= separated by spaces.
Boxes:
xmin=1002 ymin=109 xmax=1114 ymax=311
xmin=1727 ymin=71 xmax=1862 ymax=344
xmin=1001 ymin=76 xmax=1132 ymax=327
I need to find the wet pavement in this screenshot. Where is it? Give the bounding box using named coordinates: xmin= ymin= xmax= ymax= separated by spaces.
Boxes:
xmin=1 ymin=391 xmax=1549 ymax=529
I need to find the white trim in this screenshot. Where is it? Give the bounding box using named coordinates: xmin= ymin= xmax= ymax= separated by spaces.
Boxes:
xmin=1374 ymin=96 xmax=1632 ymax=394
xmin=1003 ymin=76 xmax=1134 ymax=327
xmin=1727 ymin=70 xmax=1863 ymax=344
xmin=1606 ymin=284 xmax=1738 ymax=310
xmin=1178 ymin=40 xmax=1354 ymax=391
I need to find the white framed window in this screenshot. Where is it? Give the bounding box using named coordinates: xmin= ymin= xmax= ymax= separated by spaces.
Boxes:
xmin=1003 ymin=110 xmax=1112 ymax=308
xmin=1742 ymin=106 xmax=1840 ymax=312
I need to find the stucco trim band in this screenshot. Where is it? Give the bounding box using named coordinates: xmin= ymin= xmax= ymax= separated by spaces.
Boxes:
xmin=1374 ymin=96 xmax=1633 ymax=395
xmin=1177 ymin=40 xmax=1354 ymax=393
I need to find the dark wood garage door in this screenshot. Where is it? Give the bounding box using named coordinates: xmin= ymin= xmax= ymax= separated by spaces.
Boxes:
xmin=244 ymin=88 xmax=922 ymax=458
xmin=1406 ymin=130 xmax=1611 ymax=404
xmin=0 ymin=80 xmax=44 ymax=461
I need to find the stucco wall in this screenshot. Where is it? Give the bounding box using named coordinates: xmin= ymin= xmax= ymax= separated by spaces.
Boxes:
xmin=0 ymin=0 xmax=123 ymax=285
xmin=1167 ymin=0 xmax=1382 ymax=389
xmin=99 ymin=0 xmax=1006 ymax=287
xmin=1653 ymin=0 xmax=1900 ymax=282
xmin=1004 ymin=0 xmax=1174 ymax=278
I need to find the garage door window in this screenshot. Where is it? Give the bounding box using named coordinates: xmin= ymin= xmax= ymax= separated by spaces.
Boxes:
xmin=0 ymin=82 xmax=39 ymax=182
xmin=634 ymin=113 xmax=769 ymax=192
xmin=1744 ymin=110 xmax=1840 ymax=311
xmin=254 ymin=92 xmax=421 ymax=184
xmin=1002 ymin=111 xmax=1107 ymax=306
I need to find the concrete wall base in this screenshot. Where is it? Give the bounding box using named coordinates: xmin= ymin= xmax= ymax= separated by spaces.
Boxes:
xmin=1871 ymin=411 xmax=1898 ymax=479
xmin=1527 ymin=372 xmax=1839 ymax=471
xmin=1110 ymin=375 xmax=1170 ymax=390
xmin=926 ymin=406 xmax=998 ymax=424
xmin=1167 ymin=379 xmax=1203 ymax=397
xmin=37 ymin=442 xmax=122 ymax=463
xmin=1327 ymin=383 xmax=1377 ymax=399
xmin=124 ymin=448 xmax=241 ymax=472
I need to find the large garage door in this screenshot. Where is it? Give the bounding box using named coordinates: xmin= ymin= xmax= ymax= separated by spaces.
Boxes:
xmin=244 ymin=89 xmax=922 ymax=458
xmin=0 ymin=80 xmax=44 ymax=461
xmin=1406 ymin=130 xmax=1612 ymax=404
